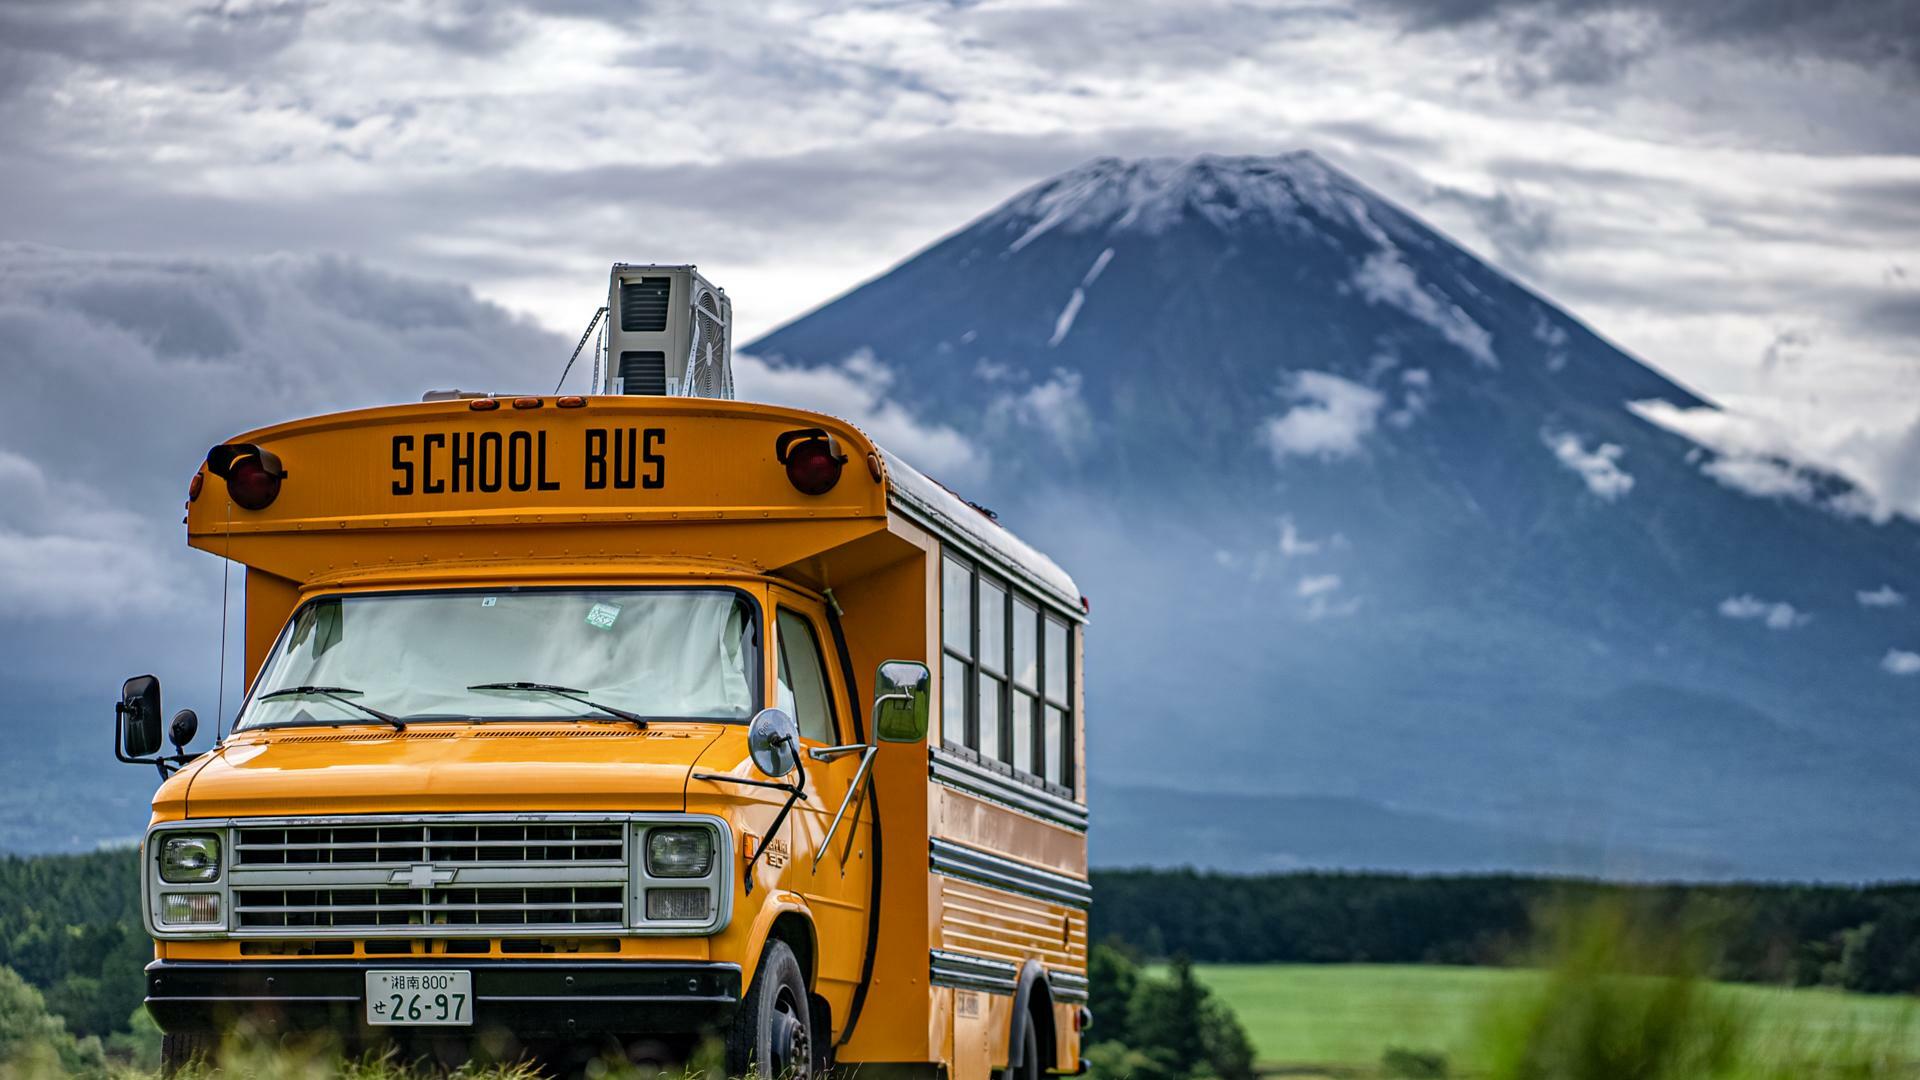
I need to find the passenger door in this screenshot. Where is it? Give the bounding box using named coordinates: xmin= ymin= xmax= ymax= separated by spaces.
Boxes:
xmin=772 ymin=596 xmax=875 ymax=1024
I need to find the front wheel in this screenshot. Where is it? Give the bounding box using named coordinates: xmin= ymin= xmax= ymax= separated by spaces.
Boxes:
xmin=726 ymin=939 xmax=813 ymax=1079
xmin=160 ymin=1032 xmax=218 ymax=1076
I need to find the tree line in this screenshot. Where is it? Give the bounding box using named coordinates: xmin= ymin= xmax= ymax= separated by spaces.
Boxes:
xmin=11 ymin=850 xmax=1920 ymax=1052
xmin=1090 ymin=868 xmax=1920 ymax=993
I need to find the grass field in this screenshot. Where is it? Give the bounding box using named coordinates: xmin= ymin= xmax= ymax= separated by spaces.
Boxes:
xmin=1185 ymin=964 xmax=1920 ymax=1074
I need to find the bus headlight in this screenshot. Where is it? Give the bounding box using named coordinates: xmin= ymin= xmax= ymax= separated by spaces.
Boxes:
xmin=647 ymin=827 xmax=713 ymax=878
xmin=158 ymin=834 xmax=222 ymax=883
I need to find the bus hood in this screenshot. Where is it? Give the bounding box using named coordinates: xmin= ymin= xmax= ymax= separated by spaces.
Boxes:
xmin=181 ymin=725 xmax=727 ymax=819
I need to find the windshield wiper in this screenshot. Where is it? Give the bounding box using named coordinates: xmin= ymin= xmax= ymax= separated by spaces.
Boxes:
xmin=258 ymin=686 xmax=407 ymax=731
xmin=466 ymin=682 xmax=649 ymax=729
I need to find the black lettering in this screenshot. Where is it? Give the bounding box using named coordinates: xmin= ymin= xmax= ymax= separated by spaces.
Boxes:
xmin=478 ymin=431 xmax=503 ymax=492
xmin=537 ymin=431 xmax=560 ymax=491
xmin=614 ymin=427 xmax=637 ymax=490
xmin=584 ymin=429 xmax=607 ymax=490
xmin=422 ymin=433 xmax=446 ymax=494
xmin=642 ymin=428 xmax=666 ymax=489
xmin=507 ymin=430 xmax=534 ymax=491
xmin=390 ymin=435 xmax=415 ymax=495
xmin=450 ymin=431 xmax=474 ymax=493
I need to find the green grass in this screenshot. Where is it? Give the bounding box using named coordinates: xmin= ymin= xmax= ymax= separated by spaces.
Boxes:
xmin=1182 ymin=964 xmax=1920 ymax=1072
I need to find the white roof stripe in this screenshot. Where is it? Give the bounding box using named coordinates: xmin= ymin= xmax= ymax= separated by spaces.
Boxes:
xmin=879 ymin=448 xmax=1083 ymax=618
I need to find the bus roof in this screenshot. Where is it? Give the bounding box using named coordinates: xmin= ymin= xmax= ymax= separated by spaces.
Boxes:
xmin=880 ymin=449 xmax=1080 ymax=616
xmin=186 ymin=396 xmax=1083 ymax=618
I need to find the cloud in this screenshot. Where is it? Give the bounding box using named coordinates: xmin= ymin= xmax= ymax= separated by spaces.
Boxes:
xmin=1358 ymin=0 xmax=1920 ymax=84
xmin=1544 ymin=430 xmax=1634 ymax=501
xmin=1628 ymin=400 xmax=1893 ymax=521
xmin=998 ymin=369 xmax=1095 ymax=456
xmin=1884 ymin=650 xmax=1920 ymax=676
xmin=1261 ymin=371 xmax=1386 ymax=463
xmin=1859 ymin=585 xmax=1907 ymax=608
xmin=1719 ymin=594 xmax=1810 ymax=631
xmin=1297 ymin=574 xmax=1343 ymax=598
xmin=1296 ymin=573 xmax=1362 ymax=620
xmin=1351 ymin=251 xmax=1497 ymax=368
xmin=733 ymin=350 xmax=986 ymax=484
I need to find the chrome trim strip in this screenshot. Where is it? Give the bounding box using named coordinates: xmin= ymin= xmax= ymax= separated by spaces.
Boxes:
xmin=929 ymin=838 xmax=1092 ymax=910
xmin=929 ymin=949 xmax=1019 ymax=995
xmin=1048 ymin=968 xmax=1090 ymax=1003
xmin=929 ymin=748 xmax=1088 ymax=832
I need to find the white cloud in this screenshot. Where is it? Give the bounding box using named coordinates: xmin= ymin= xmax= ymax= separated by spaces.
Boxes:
xmin=734 ymin=350 xmax=986 ymax=483
xmin=1295 ymin=573 xmax=1361 ymax=620
xmin=1883 ymin=650 xmax=1920 ymax=676
xmin=986 ymin=367 xmax=1094 ymax=456
xmin=1859 ymin=585 xmax=1907 ymax=608
xmin=1544 ymin=430 xmax=1634 ymax=501
xmin=1629 ymin=399 xmax=1912 ymax=522
xmin=1278 ymin=517 xmax=1323 ymax=557
xmin=1297 ymin=574 xmax=1342 ymax=598
xmin=1261 ymin=371 xmax=1385 ymax=462
xmin=1352 ymin=251 xmax=1497 ymax=368
xmin=1718 ymin=594 xmax=1810 ymax=631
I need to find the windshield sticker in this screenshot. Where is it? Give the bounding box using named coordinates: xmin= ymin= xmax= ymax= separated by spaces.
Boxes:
xmin=586 ymin=602 xmax=622 ymax=630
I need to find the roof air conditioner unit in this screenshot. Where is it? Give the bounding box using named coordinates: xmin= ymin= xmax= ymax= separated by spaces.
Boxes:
xmin=603 ymin=264 xmax=733 ymax=399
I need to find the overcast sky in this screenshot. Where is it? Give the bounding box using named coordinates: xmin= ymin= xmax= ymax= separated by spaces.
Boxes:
xmin=1 ymin=0 xmax=1917 ymax=724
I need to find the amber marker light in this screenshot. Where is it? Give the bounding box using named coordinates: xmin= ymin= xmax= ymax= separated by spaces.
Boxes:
xmin=556 ymin=396 xmax=587 ymax=408
xmin=187 ymin=472 xmax=204 ymax=503
xmin=511 ymin=397 xmax=542 ymax=409
xmin=469 ymin=398 xmax=501 ymax=411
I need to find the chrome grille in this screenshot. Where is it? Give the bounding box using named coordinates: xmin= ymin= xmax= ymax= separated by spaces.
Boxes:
xmin=233 ymin=885 xmax=625 ymax=930
xmin=234 ymin=822 xmax=624 ymax=867
xmin=223 ymin=816 xmax=632 ymax=937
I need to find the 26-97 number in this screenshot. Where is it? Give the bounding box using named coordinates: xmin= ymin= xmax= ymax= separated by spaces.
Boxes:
xmin=366 ymin=970 xmax=473 ymax=1026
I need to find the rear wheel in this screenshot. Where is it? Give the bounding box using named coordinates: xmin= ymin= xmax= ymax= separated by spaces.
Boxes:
xmin=160 ymin=1032 xmax=218 ymax=1076
xmin=727 ymin=939 xmax=813 ymax=1079
xmin=1012 ymin=1014 xmax=1042 ymax=1080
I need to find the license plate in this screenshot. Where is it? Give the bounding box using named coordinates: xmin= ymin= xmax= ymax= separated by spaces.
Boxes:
xmin=365 ymin=970 xmax=473 ymax=1026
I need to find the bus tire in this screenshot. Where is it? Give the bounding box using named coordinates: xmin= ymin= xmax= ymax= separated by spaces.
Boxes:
xmin=1012 ymin=1014 xmax=1042 ymax=1080
xmin=727 ymin=938 xmax=813 ymax=1079
xmin=160 ymin=1032 xmax=217 ymax=1076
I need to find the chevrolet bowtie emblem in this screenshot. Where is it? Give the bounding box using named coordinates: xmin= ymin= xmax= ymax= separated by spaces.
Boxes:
xmin=391 ymin=864 xmax=458 ymax=889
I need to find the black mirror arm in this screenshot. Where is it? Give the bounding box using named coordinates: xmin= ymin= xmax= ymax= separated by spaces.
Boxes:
xmin=114 ymin=702 xmax=207 ymax=779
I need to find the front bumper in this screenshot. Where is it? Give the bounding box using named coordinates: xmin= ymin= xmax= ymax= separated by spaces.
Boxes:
xmin=146 ymin=959 xmax=741 ymax=1038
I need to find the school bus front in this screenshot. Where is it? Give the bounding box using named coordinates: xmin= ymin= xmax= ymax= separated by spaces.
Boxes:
xmin=117 ymin=396 xmax=1089 ymax=1078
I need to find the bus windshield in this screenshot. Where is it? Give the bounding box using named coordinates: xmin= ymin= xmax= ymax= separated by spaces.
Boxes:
xmin=235 ymin=588 xmax=759 ymax=730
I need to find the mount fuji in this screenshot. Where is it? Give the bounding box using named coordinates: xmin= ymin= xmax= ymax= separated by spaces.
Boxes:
xmin=749 ymin=152 xmax=1920 ymax=881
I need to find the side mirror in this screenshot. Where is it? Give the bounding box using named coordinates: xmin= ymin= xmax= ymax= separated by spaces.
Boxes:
xmin=118 ymin=675 xmax=163 ymax=759
xmin=170 ymin=709 xmax=199 ymax=753
xmin=873 ymin=660 xmax=931 ymax=743
xmin=747 ymin=708 xmax=800 ymax=778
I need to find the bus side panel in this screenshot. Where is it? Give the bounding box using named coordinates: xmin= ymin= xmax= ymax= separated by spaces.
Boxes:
xmin=830 ymin=518 xmax=939 ymax=1063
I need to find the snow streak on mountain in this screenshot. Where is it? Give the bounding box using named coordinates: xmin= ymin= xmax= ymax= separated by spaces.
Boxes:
xmin=750 ymin=152 xmax=1920 ymax=881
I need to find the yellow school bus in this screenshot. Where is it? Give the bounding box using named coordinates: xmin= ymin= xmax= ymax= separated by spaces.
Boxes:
xmin=115 ymin=378 xmax=1090 ymax=1075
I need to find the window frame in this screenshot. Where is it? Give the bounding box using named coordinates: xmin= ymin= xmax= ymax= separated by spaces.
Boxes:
xmin=773 ymin=603 xmax=842 ymax=746
xmin=939 ymin=548 xmax=1077 ymax=797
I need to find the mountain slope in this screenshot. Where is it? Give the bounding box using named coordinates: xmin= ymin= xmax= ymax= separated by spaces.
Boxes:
xmin=750 ymin=152 xmax=1920 ymax=881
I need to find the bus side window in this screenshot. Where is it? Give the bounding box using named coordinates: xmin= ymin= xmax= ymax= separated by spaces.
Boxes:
xmin=776 ymin=609 xmax=836 ymax=744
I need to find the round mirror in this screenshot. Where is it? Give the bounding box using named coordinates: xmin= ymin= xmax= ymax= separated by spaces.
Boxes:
xmin=747 ymin=707 xmax=800 ymax=778
xmin=169 ymin=708 xmax=199 ymax=751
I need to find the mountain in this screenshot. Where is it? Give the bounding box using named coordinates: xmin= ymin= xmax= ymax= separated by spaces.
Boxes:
xmin=749 ymin=152 xmax=1920 ymax=881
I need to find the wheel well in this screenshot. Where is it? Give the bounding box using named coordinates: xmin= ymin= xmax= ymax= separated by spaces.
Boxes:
xmin=768 ymin=910 xmax=817 ymax=987
xmin=1028 ymin=982 xmax=1058 ymax=1068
